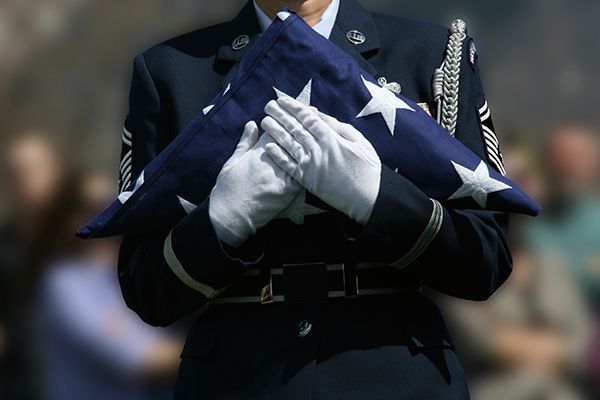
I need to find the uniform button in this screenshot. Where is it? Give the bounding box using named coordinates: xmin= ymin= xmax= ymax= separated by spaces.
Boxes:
xmin=297 ymin=320 xmax=312 ymax=338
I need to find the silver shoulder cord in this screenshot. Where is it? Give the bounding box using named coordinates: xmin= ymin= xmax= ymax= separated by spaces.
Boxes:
xmin=433 ymin=19 xmax=467 ymax=136
xmin=388 ymin=20 xmax=469 ymax=271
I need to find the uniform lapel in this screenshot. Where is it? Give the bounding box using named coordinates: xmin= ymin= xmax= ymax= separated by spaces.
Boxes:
xmin=329 ymin=0 xmax=381 ymax=79
xmin=215 ymin=1 xmax=262 ymax=89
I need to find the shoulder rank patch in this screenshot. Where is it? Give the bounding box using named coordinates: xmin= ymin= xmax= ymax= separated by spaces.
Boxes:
xmin=468 ymin=39 xmax=478 ymax=71
xmin=119 ymin=125 xmax=134 ymax=193
xmin=478 ymin=101 xmax=506 ymax=175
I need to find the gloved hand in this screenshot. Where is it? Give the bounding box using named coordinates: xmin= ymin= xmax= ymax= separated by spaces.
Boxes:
xmin=209 ymin=121 xmax=301 ymax=247
xmin=261 ymin=96 xmax=382 ymax=225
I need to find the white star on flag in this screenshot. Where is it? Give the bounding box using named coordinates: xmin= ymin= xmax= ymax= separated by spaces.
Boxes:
xmin=118 ymin=171 xmax=144 ymax=204
xmin=447 ymin=161 xmax=512 ymax=208
xmin=202 ymin=105 xmax=214 ymax=115
xmin=178 ymin=196 xmax=198 ymax=214
xmin=356 ymin=75 xmax=415 ymax=136
xmin=274 ymin=79 xmax=312 ymax=105
xmin=275 ymin=190 xmax=327 ymax=225
xmin=203 ymin=83 xmax=232 ymax=115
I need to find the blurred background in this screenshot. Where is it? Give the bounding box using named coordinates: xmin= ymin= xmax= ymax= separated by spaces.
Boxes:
xmin=0 ymin=0 xmax=599 ymax=399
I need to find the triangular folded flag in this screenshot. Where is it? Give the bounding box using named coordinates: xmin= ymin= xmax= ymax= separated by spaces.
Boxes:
xmin=78 ymin=11 xmax=540 ymax=239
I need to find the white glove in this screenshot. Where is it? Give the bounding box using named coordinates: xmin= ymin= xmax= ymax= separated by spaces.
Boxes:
xmin=261 ymin=96 xmax=382 ymax=225
xmin=209 ymin=121 xmax=301 ymax=247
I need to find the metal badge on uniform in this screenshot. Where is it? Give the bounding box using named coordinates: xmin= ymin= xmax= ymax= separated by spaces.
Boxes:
xmin=377 ymin=76 xmax=401 ymax=94
xmin=232 ymin=35 xmax=250 ymax=50
xmin=468 ymin=39 xmax=479 ymax=70
xmin=346 ymin=30 xmax=366 ymax=45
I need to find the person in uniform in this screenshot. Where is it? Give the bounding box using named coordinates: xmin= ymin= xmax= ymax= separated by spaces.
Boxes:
xmin=117 ymin=0 xmax=511 ymax=398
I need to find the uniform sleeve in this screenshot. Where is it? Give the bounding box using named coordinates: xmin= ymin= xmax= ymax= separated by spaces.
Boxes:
xmin=354 ymin=35 xmax=512 ymax=301
xmin=117 ymin=54 xmax=262 ymax=327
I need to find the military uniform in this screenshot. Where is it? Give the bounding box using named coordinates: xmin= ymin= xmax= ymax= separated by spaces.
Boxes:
xmin=117 ymin=1 xmax=511 ymax=399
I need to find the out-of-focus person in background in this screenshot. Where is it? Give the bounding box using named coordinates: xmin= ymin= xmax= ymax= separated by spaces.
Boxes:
xmin=441 ymin=137 xmax=593 ymax=400
xmin=0 ymin=134 xmax=184 ymax=400
xmin=525 ymin=124 xmax=600 ymax=391
xmin=527 ymin=125 xmax=600 ymax=307
xmin=0 ymin=132 xmax=74 ymax=400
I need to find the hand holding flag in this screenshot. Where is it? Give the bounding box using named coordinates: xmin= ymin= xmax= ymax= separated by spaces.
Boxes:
xmin=263 ymin=96 xmax=382 ymax=225
xmin=209 ymin=121 xmax=301 ymax=247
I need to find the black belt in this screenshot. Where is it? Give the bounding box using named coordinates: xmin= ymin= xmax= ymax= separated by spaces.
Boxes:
xmin=209 ymin=262 xmax=422 ymax=305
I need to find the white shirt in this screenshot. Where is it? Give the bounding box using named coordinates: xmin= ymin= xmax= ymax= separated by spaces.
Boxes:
xmin=253 ymin=0 xmax=340 ymax=39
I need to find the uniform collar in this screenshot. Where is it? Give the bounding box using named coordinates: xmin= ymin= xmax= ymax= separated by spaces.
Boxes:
xmin=253 ymin=0 xmax=340 ymax=39
xmin=216 ymin=0 xmax=380 ymax=63
xmin=216 ymin=0 xmax=381 ymax=86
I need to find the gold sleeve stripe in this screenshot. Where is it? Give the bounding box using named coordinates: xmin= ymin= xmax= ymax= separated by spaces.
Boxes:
xmin=163 ymin=231 xmax=225 ymax=299
xmin=391 ymin=199 xmax=443 ymax=269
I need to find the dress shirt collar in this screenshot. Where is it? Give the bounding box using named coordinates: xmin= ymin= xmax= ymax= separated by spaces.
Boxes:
xmin=253 ymin=0 xmax=340 ymax=39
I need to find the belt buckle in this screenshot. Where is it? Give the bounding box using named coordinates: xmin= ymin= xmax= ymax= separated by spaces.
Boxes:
xmin=282 ymin=263 xmax=328 ymax=304
xmin=260 ymin=263 xmax=349 ymax=304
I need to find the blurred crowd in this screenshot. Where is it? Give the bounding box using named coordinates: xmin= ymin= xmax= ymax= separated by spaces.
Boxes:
xmin=440 ymin=124 xmax=600 ymax=400
xmin=1 ymin=1 xmax=600 ymax=399
xmin=0 ymin=134 xmax=185 ymax=400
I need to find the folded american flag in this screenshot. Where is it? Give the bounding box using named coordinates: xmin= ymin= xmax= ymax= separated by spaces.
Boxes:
xmin=77 ymin=11 xmax=540 ymax=239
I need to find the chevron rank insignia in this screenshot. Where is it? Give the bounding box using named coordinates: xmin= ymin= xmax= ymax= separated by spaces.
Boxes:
xmin=478 ymin=101 xmax=506 ymax=176
xmin=119 ymin=125 xmax=134 ymax=193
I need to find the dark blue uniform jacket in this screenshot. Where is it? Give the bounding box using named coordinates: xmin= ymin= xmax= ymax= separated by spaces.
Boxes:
xmin=117 ymin=1 xmax=511 ymax=398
